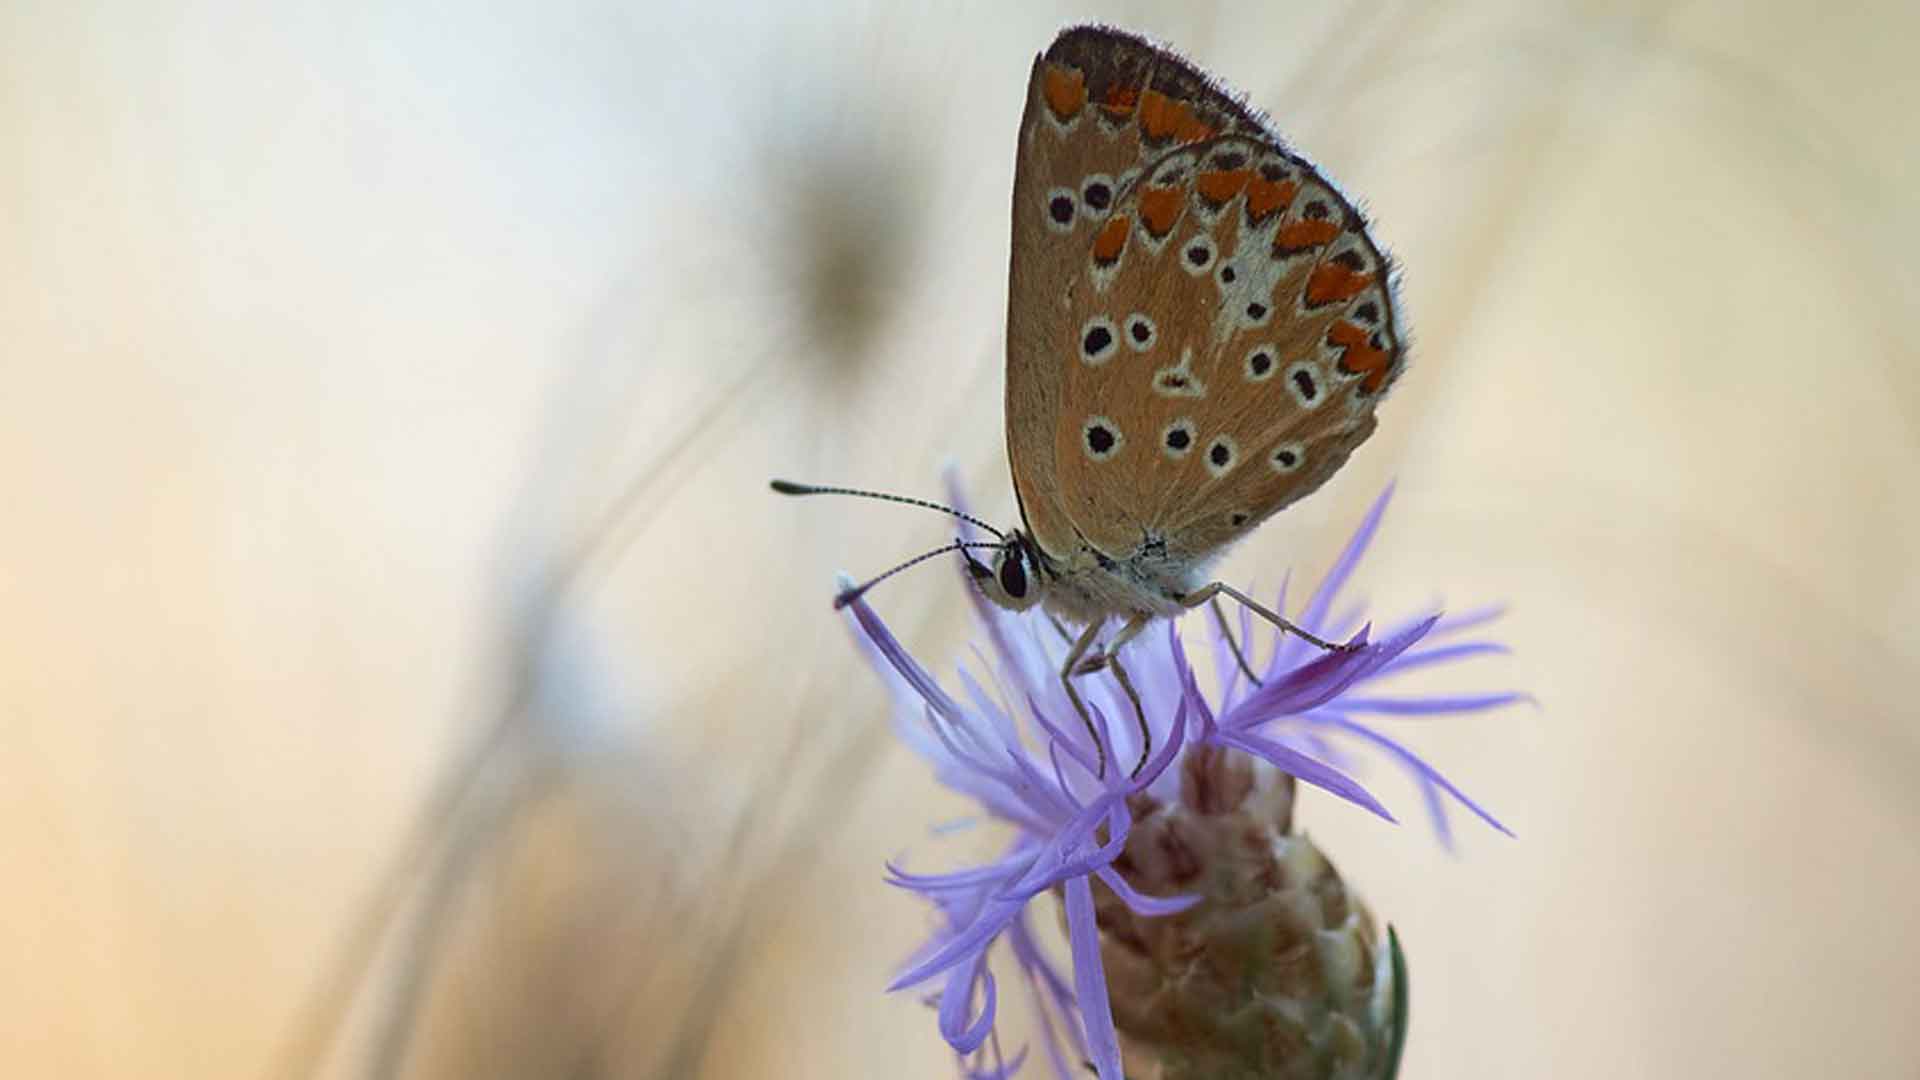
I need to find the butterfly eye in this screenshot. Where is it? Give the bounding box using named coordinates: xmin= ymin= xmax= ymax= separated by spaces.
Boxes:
xmin=1045 ymin=187 xmax=1078 ymax=233
xmin=1079 ymin=316 xmax=1119 ymax=366
xmin=997 ymin=550 xmax=1028 ymax=599
xmin=1124 ymin=314 xmax=1157 ymax=351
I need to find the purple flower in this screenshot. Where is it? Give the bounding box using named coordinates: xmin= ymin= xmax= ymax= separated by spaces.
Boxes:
xmin=847 ymin=484 xmax=1522 ymax=1079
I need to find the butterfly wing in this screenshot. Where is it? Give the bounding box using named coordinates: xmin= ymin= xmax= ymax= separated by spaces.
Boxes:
xmin=1005 ymin=39 xmax=1162 ymax=562
xmin=1007 ymin=26 xmax=1407 ymax=565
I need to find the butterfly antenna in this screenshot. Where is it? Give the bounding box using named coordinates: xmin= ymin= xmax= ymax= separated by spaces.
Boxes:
xmin=769 ymin=479 xmax=1005 ymax=540
xmin=832 ymin=540 xmax=1004 ymax=610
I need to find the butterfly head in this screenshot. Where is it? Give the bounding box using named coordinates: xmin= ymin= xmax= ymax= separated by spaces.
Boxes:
xmin=965 ymin=530 xmax=1047 ymax=612
xmin=770 ymin=479 xmax=1053 ymax=612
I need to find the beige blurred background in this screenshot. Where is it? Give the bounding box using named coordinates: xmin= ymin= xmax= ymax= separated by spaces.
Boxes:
xmin=3 ymin=1 xmax=1916 ymax=1077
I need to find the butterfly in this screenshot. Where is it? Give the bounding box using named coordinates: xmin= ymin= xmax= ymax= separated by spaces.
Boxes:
xmin=774 ymin=25 xmax=1406 ymax=776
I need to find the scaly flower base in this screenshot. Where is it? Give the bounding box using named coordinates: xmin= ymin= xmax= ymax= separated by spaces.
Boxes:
xmin=1094 ymin=750 xmax=1405 ymax=1079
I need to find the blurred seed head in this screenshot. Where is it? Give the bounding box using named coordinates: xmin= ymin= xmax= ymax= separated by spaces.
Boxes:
xmin=737 ymin=30 xmax=937 ymax=378
xmin=761 ymin=120 xmax=925 ymax=366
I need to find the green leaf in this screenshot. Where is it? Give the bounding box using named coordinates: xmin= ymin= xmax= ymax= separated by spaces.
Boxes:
xmin=1383 ymin=925 xmax=1409 ymax=1080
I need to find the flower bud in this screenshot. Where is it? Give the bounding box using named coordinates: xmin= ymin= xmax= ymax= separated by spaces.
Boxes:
xmin=1096 ymin=758 xmax=1404 ymax=1079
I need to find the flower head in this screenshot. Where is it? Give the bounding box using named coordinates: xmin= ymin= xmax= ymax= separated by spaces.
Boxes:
xmin=849 ymin=484 xmax=1522 ymax=1079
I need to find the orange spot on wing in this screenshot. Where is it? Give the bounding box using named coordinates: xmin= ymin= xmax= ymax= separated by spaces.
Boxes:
xmin=1328 ymin=321 xmax=1394 ymax=394
xmin=1273 ymin=218 xmax=1341 ymax=254
xmin=1138 ymin=90 xmax=1211 ymax=142
xmin=1306 ymin=264 xmax=1375 ymax=307
xmin=1243 ymin=177 xmax=1298 ymax=223
xmin=1093 ymin=215 xmax=1131 ymax=264
xmin=1101 ymin=84 xmax=1139 ymax=119
xmin=1042 ymin=64 xmax=1087 ymax=120
xmin=1138 ymin=186 xmax=1184 ymax=237
xmin=1195 ymin=169 xmax=1251 ymax=205
xmin=1138 ymin=89 xmax=1186 ymax=140
xmin=1176 ymin=114 xmax=1215 ymax=144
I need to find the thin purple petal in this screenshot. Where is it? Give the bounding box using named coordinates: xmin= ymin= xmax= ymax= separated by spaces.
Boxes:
xmin=1004 ymin=801 xmax=1130 ymax=897
xmin=998 ymin=800 xmax=1114 ymax=897
xmin=891 ymin=893 xmax=1027 ymax=990
xmin=1064 ymin=875 xmax=1124 ymax=1080
xmin=1227 ymin=615 xmax=1436 ymax=727
xmin=1430 ymin=603 xmax=1507 ymax=637
xmin=940 ymin=956 xmax=997 ymax=1053
xmin=887 ymin=856 xmax=1033 ymax=894
xmin=1209 ymin=728 xmax=1397 ymax=822
xmin=1168 ymin=622 xmax=1217 ymax=739
xmin=845 ymin=594 xmax=965 ymax=723
xmin=962 ymin=1042 xmax=1029 ymax=1080
xmin=1419 ymin=771 xmax=1455 ymax=850
xmin=1007 ymin=913 xmax=1084 ymax=1068
xmin=958 ymin=665 xmax=1019 ymax=741
xmin=1095 ymin=866 xmax=1202 ymax=917
xmin=1028 ymin=694 xmax=1100 ymax=779
xmin=1294 ymin=482 xmax=1394 ymax=638
xmin=1336 ymin=691 xmax=1532 ymax=716
xmin=1377 ymin=641 xmax=1511 ymax=677
xmin=1325 ymin=716 xmax=1514 ymax=837
xmin=1002 ymin=741 xmax=1080 ymax=821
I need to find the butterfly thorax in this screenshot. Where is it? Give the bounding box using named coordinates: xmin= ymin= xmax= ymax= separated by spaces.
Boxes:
xmin=1032 ymin=534 xmax=1204 ymax=623
xmin=969 ymin=526 xmax=1201 ymax=623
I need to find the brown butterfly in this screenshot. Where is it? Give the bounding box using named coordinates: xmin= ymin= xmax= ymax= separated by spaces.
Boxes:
xmin=775 ymin=25 xmax=1407 ymax=776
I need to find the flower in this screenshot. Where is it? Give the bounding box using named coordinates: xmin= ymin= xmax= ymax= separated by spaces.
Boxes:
xmin=847 ymin=484 xmax=1523 ymax=1079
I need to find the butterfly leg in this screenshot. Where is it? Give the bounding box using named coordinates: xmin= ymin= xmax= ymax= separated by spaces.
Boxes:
xmin=1058 ymin=616 xmax=1153 ymax=779
xmin=1060 ymin=619 xmax=1121 ymax=676
xmin=1099 ymin=615 xmax=1154 ymax=778
xmin=1181 ymin=581 xmax=1356 ymax=654
xmin=1058 ymin=619 xmax=1111 ymax=778
xmin=1209 ymin=595 xmax=1264 ymax=687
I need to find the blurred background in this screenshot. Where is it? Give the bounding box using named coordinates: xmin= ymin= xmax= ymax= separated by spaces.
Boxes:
xmin=3 ymin=1 xmax=1916 ymax=1077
